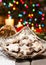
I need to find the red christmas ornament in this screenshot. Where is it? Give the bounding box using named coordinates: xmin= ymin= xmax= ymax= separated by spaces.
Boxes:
xmin=36 ymin=28 xmax=43 ymax=33
xmin=16 ymin=26 xmax=23 ymax=32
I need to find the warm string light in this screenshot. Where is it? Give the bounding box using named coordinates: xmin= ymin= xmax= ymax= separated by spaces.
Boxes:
xmin=32 ymin=9 xmax=35 ymax=12
xmin=16 ymin=1 xmax=19 ymax=5
xmin=34 ymin=18 xmax=37 ymax=21
xmin=24 ymin=4 xmax=28 ymax=9
xmin=8 ymin=11 xmax=11 ymax=14
xmin=9 ymin=3 xmax=13 ymax=7
xmin=13 ymin=7 xmax=16 ymax=10
xmin=2 ymin=1 xmax=45 ymax=31
xmin=28 ymin=14 xmax=34 ymax=18
xmin=31 ymin=26 xmax=34 ymax=30
xmin=39 ymin=24 xmax=42 ymax=29
xmin=31 ymin=23 xmax=34 ymax=30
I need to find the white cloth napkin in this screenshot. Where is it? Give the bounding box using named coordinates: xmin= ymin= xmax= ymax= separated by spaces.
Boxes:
xmin=0 ymin=47 xmax=15 ymax=65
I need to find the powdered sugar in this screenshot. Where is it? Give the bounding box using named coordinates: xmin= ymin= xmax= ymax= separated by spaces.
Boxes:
xmin=7 ymin=44 xmax=19 ymax=52
xmin=32 ymin=41 xmax=43 ymax=51
xmin=20 ymin=45 xmax=30 ymax=55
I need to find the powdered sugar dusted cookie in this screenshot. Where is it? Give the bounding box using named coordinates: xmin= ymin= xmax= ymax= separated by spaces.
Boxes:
xmin=20 ymin=45 xmax=31 ymax=55
xmin=6 ymin=43 xmax=20 ymax=52
xmin=19 ymin=39 xmax=32 ymax=46
xmin=32 ymin=41 xmax=43 ymax=52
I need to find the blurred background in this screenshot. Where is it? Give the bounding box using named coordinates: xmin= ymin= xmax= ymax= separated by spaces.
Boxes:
xmin=0 ymin=0 xmax=46 ymax=40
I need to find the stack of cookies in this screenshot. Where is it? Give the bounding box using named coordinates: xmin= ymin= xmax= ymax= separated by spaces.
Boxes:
xmin=2 ymin=26 xmax=46 ymax=59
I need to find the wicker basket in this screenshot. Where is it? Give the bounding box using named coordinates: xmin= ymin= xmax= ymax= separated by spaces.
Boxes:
xmin=1 ymin=26 xmax=46 ymax=59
